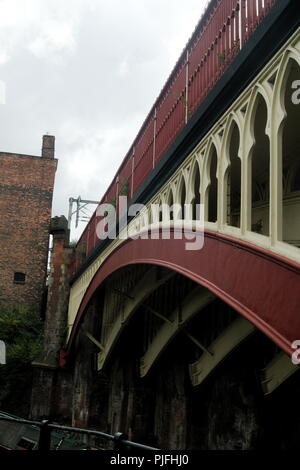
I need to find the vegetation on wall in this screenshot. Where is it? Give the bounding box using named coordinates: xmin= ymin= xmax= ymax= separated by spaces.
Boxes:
xmin=0 ymin=304 xmax=43 ymax=417
xmin=119 ymin=179 xmax=129 ymax=197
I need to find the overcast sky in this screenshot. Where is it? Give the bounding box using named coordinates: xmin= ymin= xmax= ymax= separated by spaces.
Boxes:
xmin=0 ymin=0 xmax=207 ymax=240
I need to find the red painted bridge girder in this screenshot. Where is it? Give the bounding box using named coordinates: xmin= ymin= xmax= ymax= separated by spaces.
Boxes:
xmin=65 ymin=230 xmax=300 ymax=361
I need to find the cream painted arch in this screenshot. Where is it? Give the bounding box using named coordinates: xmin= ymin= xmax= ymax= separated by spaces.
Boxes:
xmin=242 ymin=87 xmax=271 ymax=236
xmin=131 ymin=31 xmax=300 ymax=253
xmin=270 ymin=49 xmax=300 ymax=244
xmin=220 ymin=112 xmax=243 ymax=173
xmin=174 ymin=170 xmax=187 ymax=204
xmin=219 ymin=113 xmax=243 ymax=228
xmin=152 ymin=197 xmax=161 ymax=224
xmin=175 ymin=173 xmax=188 ymax=222
xmin=186 ymin=148 xmax=206 ymax=210
xmin=140 ymin=207 xmax=149 ymax=229
xmin=202 ymin=137 xmax=220 ymax=225
xmin=180 ymin=159 xmax=197 ymax=221
xmin=243 ymin=85 xmax=272 ymax=160
xmin=185 ymin=157 xmax=202 ymax=221
xmin=243 ymin=84 xmax=272 ymax=164
xmin=160 ymin=190 xmax=170 ymax=222
xmin=165 ymin=185 xmax=175 ymax=221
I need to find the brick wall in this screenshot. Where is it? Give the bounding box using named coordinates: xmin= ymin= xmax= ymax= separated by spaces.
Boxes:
xmin=0 ymin=136 xmax=57 ymax=309
xmin=30 ymin=216 xmax=73 ymax=421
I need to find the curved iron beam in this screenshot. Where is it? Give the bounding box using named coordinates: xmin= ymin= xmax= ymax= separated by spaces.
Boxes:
xmin=65 ymin=229 xmax=300 ymax=363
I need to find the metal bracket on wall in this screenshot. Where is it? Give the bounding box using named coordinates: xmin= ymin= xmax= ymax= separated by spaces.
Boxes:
xmin=68 ymin=196 xmax=99 ymax=229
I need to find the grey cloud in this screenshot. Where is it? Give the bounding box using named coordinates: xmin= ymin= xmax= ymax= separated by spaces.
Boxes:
xmin=0 ymin=0 xmax=207 ymax=238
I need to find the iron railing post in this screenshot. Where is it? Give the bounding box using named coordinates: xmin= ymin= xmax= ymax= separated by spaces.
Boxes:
xmin=38 ymin=420 xmax=51 ymax=451
xmin=114 ymin=432 xmax=128 ymax=451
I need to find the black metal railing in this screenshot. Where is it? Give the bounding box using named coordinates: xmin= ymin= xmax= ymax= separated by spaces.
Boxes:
xmin=0 ymin=415 xmax=159 ymax=451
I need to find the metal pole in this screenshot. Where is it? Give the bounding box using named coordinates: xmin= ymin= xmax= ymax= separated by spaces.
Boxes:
xmin=68 ymin=197 xmax=74 ymax=229
xmin=114 ymin=432 xmax=128 ymax=451
xmin=38 ymin=420 xmax=52 ymax=451
xmin=75 ymin=195 xmax=81 ymax=228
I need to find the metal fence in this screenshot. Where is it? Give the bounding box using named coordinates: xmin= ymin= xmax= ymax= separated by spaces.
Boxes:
xmin=0 ymin=415 xmax=159 ymax=451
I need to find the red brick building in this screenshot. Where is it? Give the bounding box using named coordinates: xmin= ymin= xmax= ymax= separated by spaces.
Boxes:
xmin=0 ymin=136 xmax=57 ymax=309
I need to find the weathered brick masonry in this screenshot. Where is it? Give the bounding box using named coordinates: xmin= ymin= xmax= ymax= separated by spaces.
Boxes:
xmin=0 ymin=136 xmax=57 ymax=309
xmin=30 ymin=216 xmax=74 ymax=421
